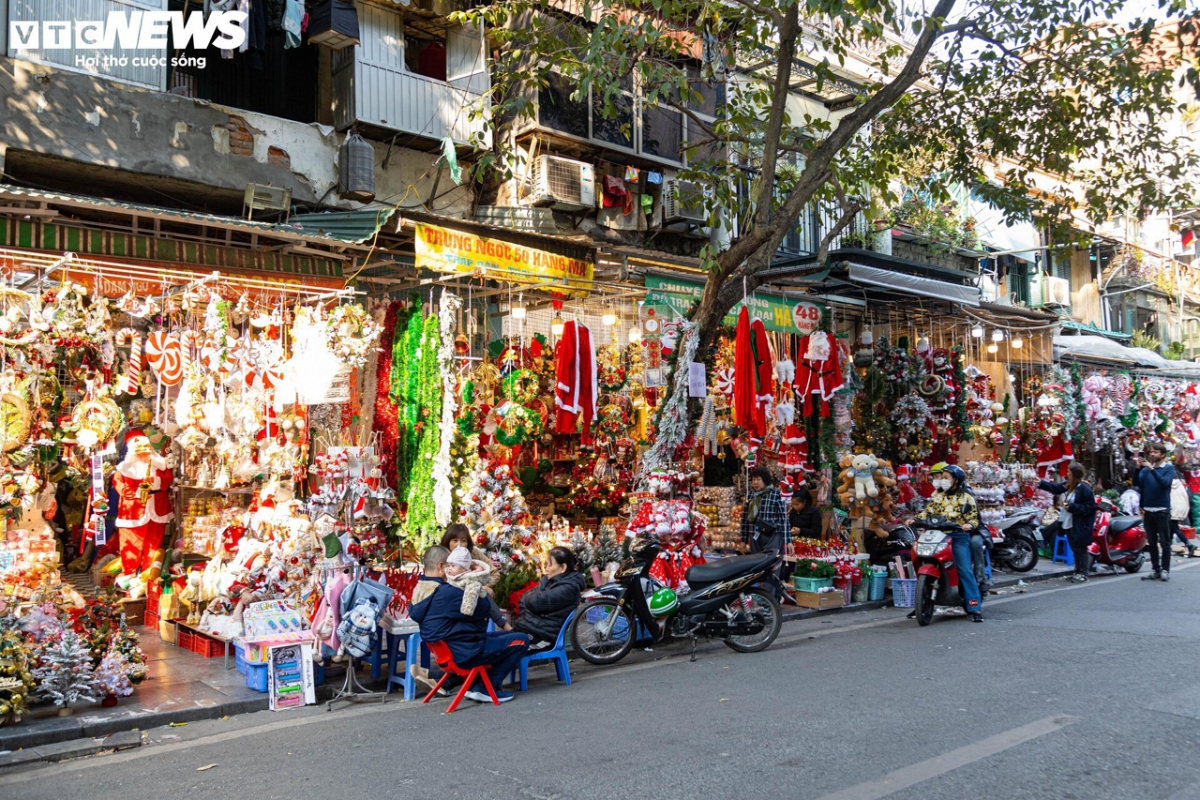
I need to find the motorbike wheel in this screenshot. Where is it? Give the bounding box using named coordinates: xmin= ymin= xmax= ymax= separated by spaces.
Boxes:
xmin=570 ymin=598 xmax=636 ymax=666
xmin=724 ymin=588 xmax=783 ymax=653
xmin=1123 ymin=555 xmax=1145 ymax=574
xmin=1006 ymin=532 xmax=1039 ymax=572
xmin=915 ymin=575 xmax=936 ymax=626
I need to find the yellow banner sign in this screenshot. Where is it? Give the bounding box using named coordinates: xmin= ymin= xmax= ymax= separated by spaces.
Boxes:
xmin=414 ymin=224 xmax=593 ymax=293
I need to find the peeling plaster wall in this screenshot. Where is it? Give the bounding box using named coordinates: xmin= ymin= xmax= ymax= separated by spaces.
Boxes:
xmin=0 ymin=57 xmax=473 ymax=216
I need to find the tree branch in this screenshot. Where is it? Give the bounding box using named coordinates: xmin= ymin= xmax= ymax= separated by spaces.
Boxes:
xmin=724 ymin=0 xmax=782 ymax=27
xmin=751 ymin=4 xmax=800 ymax=231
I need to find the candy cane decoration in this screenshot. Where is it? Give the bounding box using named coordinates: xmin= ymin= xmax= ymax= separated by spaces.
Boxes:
xmin=125 ymin=332 xmax=143 ymax=395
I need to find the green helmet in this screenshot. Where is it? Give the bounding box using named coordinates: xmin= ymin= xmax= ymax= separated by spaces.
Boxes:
xmin=648 ymin=588 xmax=679 ymax=618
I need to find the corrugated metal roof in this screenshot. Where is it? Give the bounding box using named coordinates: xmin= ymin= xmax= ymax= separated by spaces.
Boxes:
xmin=0 ymin=185 xmax=392 ymax=246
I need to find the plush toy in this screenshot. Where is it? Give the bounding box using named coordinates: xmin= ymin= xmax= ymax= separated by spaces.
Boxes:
xmin=849 ymin=453 xmax=880 ymax=500
xmin=179 ymin=568 xmax=204 ymax=625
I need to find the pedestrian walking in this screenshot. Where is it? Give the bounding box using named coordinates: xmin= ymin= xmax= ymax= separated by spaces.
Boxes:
xmin=1136 ymin=442 xmax=1176 ymax=582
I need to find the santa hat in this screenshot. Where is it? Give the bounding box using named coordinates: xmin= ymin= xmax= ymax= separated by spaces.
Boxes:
xmin=257 ymin=407 xmax=280 ymax=442
xmin=779 ymin=477 xmax=795 ymax=501
xmin=125 ymin=428 xmax=148 ymax=446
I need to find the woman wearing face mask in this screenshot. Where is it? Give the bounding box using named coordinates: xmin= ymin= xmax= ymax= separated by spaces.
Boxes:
xmin=915 ymin=463 xmax=984 ymax=621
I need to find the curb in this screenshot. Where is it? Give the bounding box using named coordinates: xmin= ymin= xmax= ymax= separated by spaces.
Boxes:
xmin=780 ymin=564 xmax=1072 ymax=623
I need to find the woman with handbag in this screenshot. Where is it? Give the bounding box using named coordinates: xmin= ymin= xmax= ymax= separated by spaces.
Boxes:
xmin=1039 ymin=462 xmax=1096 ymax=582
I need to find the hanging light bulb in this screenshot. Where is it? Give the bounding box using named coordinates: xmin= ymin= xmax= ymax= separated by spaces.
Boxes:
xmin=991 ymin=329 xmax=1004 ymax=343
xmin=510 ymin=294 xmax=526 ymax=319
xmin=628 ymin=325 xmax=641 ymax=343
xmin=551 ymin=313 xmax=565 ymax=335
xmin=602 ymin=304 xmax=617 ymax=326
xmin=987 ymin=343 xmax=999 ymax=354
xmin=971 ymin=324 xmax=984 ymax=338
xmin=1012 ymin=335 xmax=1023 ymax=349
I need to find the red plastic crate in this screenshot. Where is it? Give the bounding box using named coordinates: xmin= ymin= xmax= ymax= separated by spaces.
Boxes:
xmin=188 ymin=629 xmax=229 ymax=659
xmin=144 ymin=608 xmax=160 ymax=630
xmin=176 ymin=627 xmax=195 ymax=651
xmin=147 ymin=581 xmax=163 ymax=607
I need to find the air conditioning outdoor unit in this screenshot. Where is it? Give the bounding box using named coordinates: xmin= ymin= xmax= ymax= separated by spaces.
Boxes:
xmin=530 ymin=155 xmax=595 ymax=211
xmin=1043 ymin=276 xmax=1071 ymax=307
xmin=662 ymin=179 xmax=707 ymax=224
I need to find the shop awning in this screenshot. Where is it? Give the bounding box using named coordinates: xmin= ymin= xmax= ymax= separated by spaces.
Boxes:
xmin=1054 ymin=334 xmax=1165 ymax=367
xmin=847 ymin=262 xmax=981 ymax=307
xmin=1059 ymin=320 xmax=1132 ymax=340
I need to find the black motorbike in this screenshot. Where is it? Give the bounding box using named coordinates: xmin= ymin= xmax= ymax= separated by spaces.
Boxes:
xmin=987 ymin=508 xmax=1041 ymax=572
xmin=863 ymin=523 xmax=917 ymax=566
xmin=570 ymin=534 xmax=784 ymax=665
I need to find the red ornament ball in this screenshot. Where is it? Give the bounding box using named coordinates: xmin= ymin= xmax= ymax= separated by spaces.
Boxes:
xmin=476 ymin=534 xmax=488 ymax=546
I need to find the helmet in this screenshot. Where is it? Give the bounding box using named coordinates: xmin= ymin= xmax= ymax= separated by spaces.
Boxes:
xmin=648 ymin=588 xmax=679 ymax=617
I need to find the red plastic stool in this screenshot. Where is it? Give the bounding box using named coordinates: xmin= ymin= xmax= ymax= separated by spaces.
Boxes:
xmin=422 ymin=640 xmax=499 ymax=713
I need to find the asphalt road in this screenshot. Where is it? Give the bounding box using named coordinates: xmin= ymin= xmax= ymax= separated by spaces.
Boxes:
xmin=5 ymin=560 xmax=1200 ymax=800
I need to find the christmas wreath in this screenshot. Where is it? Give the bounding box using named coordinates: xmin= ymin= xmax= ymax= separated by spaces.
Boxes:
xmin=597 ymin=403 xmax=631 ymax=436
xmin=891 ymin=392 xmax=934 ymax=461
xmin=493 ymin=402 xmax=543 ymax=447
xmin=501 ymin=369 xmax=540 ymax=404
xmin=327 ymin=303 xmax=383 ymax=369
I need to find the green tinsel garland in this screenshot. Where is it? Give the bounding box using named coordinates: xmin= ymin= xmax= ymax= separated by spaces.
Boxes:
xmin=1069 ymin=362 xmax=1088 ymax=447
xmin=404 ymin=314 xmax=443 ymax=547
xmin=952 ymin=345 xmax=972 ymax=442
xmin=394 ymin=309 xmax=425 ymax=498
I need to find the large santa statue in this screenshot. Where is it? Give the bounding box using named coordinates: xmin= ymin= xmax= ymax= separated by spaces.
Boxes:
xmin=112 ymin=429 xmax=174 ymax=579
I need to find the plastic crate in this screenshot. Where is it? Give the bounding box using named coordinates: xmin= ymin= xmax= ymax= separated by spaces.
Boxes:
xmin=244 ymin=657 xmax=325 ymax=693
xmin=234 ymin=643 xmax=249 ymax=677
xmin=188 ymin=629 xmax=228 ymax=659
xmin=584 ymin=605 xmax=630 ymax=637
xmin=176 ymin=627 xmax=195 ymax=651
xmin=147 ymin=581 xmax=163 ymax=608
xmin=793 ymin=576 xmax=833 ymax=593
xmin=891 ymin=578 xmax=917 ymax=608
xmin=144 ymin=608 xmax=160 ymax=630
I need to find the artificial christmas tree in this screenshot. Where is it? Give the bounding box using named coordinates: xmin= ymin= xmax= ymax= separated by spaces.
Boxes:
xmin=94 ymin=649 xmax=135 ymax=705
xmin=0 ymin=630 xmax=34 ymax=724
xmin=107 ymin=616 xmax=147 ymax=684
xmin=458 ymin=459 xmax=538 ymax=608
xmin=33 ymin=630 xmax=99 ymax=711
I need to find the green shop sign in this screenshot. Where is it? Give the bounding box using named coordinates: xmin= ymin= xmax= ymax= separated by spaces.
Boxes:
xmin=643 ymin=274 xmax=824 ymax=334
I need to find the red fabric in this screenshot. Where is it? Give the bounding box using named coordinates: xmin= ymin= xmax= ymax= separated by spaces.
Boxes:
xmin=794 ymin=332 xmax=844 ymax=418
xmin=1036 ymin=436 xmax=1073 ymax=478
xmin=734 ymin=308 xmax=755 ymax=433
xmin=554 ymin=321 xmax=598 ymax=443
xmin=751 ymin=318 xmax=772 ymax=437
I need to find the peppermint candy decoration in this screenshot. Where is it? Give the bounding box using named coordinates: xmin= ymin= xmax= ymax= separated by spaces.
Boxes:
xmin=715 ymin=367 xmax=735 ymax=398
xmin=145 ymin=331 xmax=184 ymax=386
xmin=122 ymin=331 xmax=143 ymax=396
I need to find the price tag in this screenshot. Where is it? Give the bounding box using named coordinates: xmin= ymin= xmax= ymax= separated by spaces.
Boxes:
xmin=90 ymin=454 xmax=107 ymax=546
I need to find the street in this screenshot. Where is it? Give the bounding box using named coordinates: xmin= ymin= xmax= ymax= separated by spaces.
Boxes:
xmin=4 ymin=563 xmax=1199 ymax=800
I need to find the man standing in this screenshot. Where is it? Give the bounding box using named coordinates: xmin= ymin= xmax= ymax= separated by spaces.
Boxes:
xmin=410 ymin=546 xmax=529 ymax=703
xmin=1136 ymin=442 xmax=1176 ymax=582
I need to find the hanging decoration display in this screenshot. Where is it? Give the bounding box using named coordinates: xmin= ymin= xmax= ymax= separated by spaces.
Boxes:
xmin=890 ymin=392 xmax=934 ymax=462
xmin=432 ymin=291 xmax=462 ymax=527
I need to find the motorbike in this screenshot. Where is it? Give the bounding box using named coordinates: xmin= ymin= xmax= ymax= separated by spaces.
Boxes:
xmin=570 ymin=534 xmax=784 ymax=665
xmin=987 ymin=508 xmax=1041 ymax=572
xmin=910 ymin=517 xmax=980 ymax=626
xmin=1089 ymin=498 xmax=1147 ymax=573
xmin=863 ymin=523 xmax=916 ymax=567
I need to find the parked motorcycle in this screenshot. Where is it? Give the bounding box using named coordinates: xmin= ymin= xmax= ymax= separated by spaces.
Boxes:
xmin=987 ymin=508 xmax=1041 ymax=572
xmin=863 ymin=523 xmax=916 ymax=567
xmin=910 ymin=517 xmax=979 ymax=626
xmin=1090 ymin=498 xmax=1147 ymax=573
xmin=571 ymin=534 xmax=784 ymax=665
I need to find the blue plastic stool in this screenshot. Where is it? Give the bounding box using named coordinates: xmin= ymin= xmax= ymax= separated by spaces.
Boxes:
xmin=385 ymin=631 xmax=430 ymax=701
xmin=367 ymin=631 xmax=390 ymax=680
xmin=509 ymin=610 xmax=576 ymax=692
xmin=1053 ymin=534 xmax=1075 ymax=565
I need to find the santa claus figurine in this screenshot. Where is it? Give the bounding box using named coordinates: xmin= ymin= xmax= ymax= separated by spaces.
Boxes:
xmin=113 ymin=429 xmax=174 ymax=579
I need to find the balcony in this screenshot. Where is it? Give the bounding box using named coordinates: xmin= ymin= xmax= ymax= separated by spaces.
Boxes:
xmin=334 ymin=64 xmax=490 ymax=147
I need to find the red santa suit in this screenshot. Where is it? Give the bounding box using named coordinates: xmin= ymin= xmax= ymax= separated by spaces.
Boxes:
xmin=733 ymin=309 xmax=773 ymax=437
xmin=113 ymin=433 xmax=174 ymax=575
xmin=554 ymin=320 xmax=598 ymax=444
xmin=794 ymin=331 xmax=844 ymax=418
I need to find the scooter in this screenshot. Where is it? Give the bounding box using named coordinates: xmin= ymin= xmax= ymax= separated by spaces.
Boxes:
xmin=988 ymin=508 xmax=1041 ymax=572
xmin=863 ymin=523 xmax=916 ymax=567
xmin=571 ymin=533 xmax=784 ymax=665
xmin=910 ymin=517 xmax=980 ymax=626
xmin=1089 ymin=498 xmax=1147 ymax=573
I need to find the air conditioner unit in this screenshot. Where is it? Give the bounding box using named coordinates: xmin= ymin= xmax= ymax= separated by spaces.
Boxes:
xmin=1043 ymin=276 xmax=1071 ymax=307
xmin=662 ymin=179 xmax=706 ymax=224
xmin=530 ymin=155 xmax=595 ymax=211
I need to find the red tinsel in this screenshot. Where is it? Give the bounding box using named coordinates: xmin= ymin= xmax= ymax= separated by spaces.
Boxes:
xmin=507 ymin=578 xmax=540 ymax=614
xmin=371 ymin=302 xmax=404 ymax=489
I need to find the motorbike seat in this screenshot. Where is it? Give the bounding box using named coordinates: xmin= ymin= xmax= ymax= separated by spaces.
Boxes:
xmin=1109 ymin=516 xmax=1142 ymax=535
xmin=686 ymin=554 xmax=777 ymax=587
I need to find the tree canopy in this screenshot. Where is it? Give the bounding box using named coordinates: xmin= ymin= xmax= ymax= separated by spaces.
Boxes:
xmin=457 ymin=0 xmax=1200 ymax=345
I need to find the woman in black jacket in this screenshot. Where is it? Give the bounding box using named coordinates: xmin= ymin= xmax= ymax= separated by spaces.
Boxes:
xmin=1039 ymin=462 xmax=1096 ymax=582
xmin=513 ymin=547 xmax=586 ymax=650
xmin=789 ymin=488 xmax=822 ymax=542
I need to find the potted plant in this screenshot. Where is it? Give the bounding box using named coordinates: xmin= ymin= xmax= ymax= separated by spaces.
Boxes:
xmin=840 ymin=231 xmax=874 ymax=250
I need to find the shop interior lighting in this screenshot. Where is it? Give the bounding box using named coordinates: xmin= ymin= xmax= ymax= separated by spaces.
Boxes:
xmin=510 ymin=294 xmax=526 ymax=319
xmin=991 ymin=329 xmax=1004 ymax=342
xmin=551 ymin=313 xmax=565 ymax=336
xmin=1012 ymin=336 xmax=1023 ymax=349
xmin=628 ymin=325 xmax=641 ymax=343
xmin=602 ymin=302 xmax=617 ymax=326
xmin=971 ymin=324 xmax=984 ymax=338
xmin=987 ymin=342 xmax=998 ymax=354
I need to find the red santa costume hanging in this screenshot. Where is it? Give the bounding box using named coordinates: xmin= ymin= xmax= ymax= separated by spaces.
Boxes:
xmin=554 ymin=320 xmax=598 ymax=444
xmin=733 ymin=308 xmax=774 ymax=437
xmin=112 ymin=430 xmax=174 ymax=576
xmin=794 ymin=330 xmax=844 ymax=418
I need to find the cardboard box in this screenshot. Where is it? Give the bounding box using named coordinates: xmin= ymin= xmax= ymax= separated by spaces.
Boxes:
xmin=792 ymin=590 xmax=845 ymax=610
xmin=159 ymin=619 xmax=178 ymax=645
xmin=119 ymin=597 xmax=147 ymax=626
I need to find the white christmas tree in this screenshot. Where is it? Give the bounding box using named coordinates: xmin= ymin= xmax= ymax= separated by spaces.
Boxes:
xmin=458 ymin=460 xmax=535 ymax=566
xmin=94 ymin=649 xmax=135 ymax=699
xmin=33 ymin=631 xmax=99 ymax=708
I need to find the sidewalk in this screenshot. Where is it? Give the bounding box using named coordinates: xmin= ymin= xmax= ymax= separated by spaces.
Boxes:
xmin=0 ymin=554 xmax=1085 ymax=762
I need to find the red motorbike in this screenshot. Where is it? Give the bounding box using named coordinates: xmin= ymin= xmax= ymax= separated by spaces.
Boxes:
xmin=910 ymin=518 xmax=975 ymax=626
xmin=1088 ymin=499 xmax=1147 ymax=574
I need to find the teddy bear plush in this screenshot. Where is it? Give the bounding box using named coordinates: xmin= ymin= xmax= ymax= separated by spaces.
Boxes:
xmin=848 ymin=453 xmax=880 ymax=500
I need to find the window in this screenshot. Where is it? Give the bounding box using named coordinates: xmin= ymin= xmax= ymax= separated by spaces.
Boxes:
xmin=642 ymin=106 xmax=683 ymax=163
xmin=539 ymin=71 xmax=589 ymax=139
xmin=592 ymin=74 xmax=635 ymax=149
